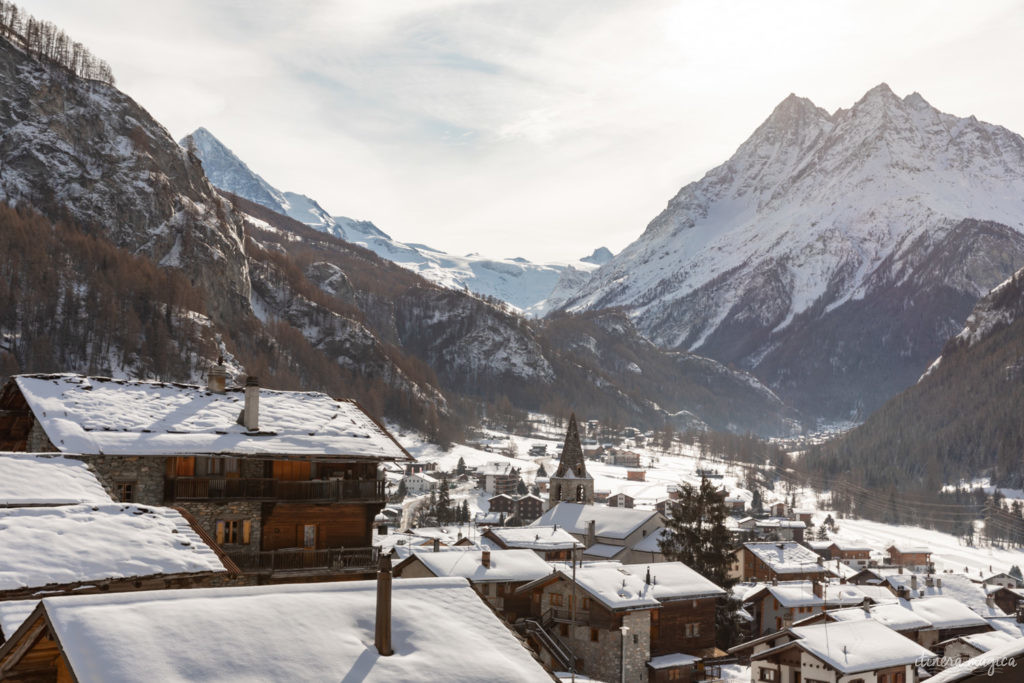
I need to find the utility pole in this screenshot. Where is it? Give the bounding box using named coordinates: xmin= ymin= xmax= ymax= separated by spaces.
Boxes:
xmin=619 ymin=625 xmax=630 ymax=683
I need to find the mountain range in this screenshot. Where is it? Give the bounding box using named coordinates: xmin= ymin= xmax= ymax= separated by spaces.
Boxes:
xmin=180 ymin=127 xmax=611 ymax=317
xmin=566 ymin=84 xmax=1024 ymax=421
xmin=0 ymin=29 xmax=797 ymax=437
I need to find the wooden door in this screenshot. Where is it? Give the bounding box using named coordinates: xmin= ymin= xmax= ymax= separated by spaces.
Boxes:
xmin=273 ymin=460 xmax=311 ymax=481
xmin=303 ymin=524 xmax=317 ymax=549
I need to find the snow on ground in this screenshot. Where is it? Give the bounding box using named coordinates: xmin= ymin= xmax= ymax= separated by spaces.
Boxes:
xmin=823 ymin=514 xmax=1024 ymax=577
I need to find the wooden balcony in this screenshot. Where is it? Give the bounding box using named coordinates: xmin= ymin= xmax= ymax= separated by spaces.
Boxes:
xmin=165 ymin=477 xmax=384 ymax=503
xmin=225 ymin=546 xmax=378 ymax=574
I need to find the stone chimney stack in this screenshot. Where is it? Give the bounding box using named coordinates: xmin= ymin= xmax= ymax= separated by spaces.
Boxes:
xmin=936 ymin=577 xmax=942 ymax=589
xmin=586 ymin=519 xmax=596 ymax=548
xmin=812 ymin=580 xmax=823 ymax=599
xmin=926 ymin=575 xmax=934 ymax=588
xmin=207 ymin=357 xmax=228 ymax=394
xmin=243 ymin=376 xmax=260 ymax=431
xmin=481 ymin=550 xmax=491 ymax=568
xmin=911 ymin=575 xmax=918 ymax=592
xmin=433 ymin=538 xmax=440 ymax=553
xmin=375 ymin=552 xmax=394 ymax=656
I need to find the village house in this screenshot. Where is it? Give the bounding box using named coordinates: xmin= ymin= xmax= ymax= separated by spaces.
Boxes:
xmin=733 ymin=620 xmax=933 ymax=683
xmin=476 ymin=461 xmax=521 ymax=496
xmin=607 ymin=491 xmax=635 ymax=508
xmin=534 ymin=502 xmax=666 ymax=564
xmin=729 ymin=542 xmax=830 ymax=583
xmin=828 ymin=540 xmax=873 ymax=569
xmin=605 ymin=450 xmax=641 ymax=468
xmin=402 ymin=470 xmax=441 ymax=495
xmin=0 ymin=572 xmax=553 ymax=681
xmin=979 ymin=571 xmax=1023 ymax=590
xmin=987 ymin=585 xmax=1024 ymax=617
xmin=741 ymin=580 xmax=895 ymax=637
xmin=0 ymin=453 xmax=233 ymax=632
xmin=0 ymin=372 xmax=411 ymax=584
xmin=482 ymin=525 xmax=579 ymax=561
xmin=723 ymin=494 xmax=746 ymax=513
xmin=882 ymin=572 xmax=1006 ymax=618
xmin=886 ymin=543 xmax=933 ymax=572
xmin=393 ymin=548 xmax=551 ymax=621
xmin=515 ymin=561 xmax=724 ymax=683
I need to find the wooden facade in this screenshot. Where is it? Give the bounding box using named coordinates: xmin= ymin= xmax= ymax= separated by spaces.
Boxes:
xmin=650 ymin=597 xmax=718 ymax=656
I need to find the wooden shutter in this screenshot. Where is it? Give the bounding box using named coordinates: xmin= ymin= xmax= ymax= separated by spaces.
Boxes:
xmin=176 ymin=456 xmax=195 ymax=476
xmin=242 ymin=519 xmax=252 ymax=545
xmin=215 ymin=520 xmax=225 ymax=545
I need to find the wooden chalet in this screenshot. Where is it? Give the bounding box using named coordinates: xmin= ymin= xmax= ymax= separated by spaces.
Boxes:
xmin=886 ymin=544 xmax=933 ymax=571
xmin=0 ymin=372 xmax=412 ymax=584
xmin=729 ymin=542 xmax=829 ymax=583
xmin=482 ymin=525 xmax=579 ymax=561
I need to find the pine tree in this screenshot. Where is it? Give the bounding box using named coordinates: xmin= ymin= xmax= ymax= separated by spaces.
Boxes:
xmin=659 ymin=477 xmax=739 ymax=648
xmin=816 ymin=524 xmax=829 ymax=541
xmin=460 ymin=499 xmax=470 ymax=524
xmin=456 ymin=457 xmax=466 ymax=475
xmin=1010 ymin=565 xmax=1023 ymax=582
xmin=517 ymin=479 xmax=528 ymax=495
xmin=437 ymin=473 xmax=451 ymax=525
xmin=537 ymin=463 xmax=547 ymax=477
xmin=750 ymin=487 xmax=763 ymax=513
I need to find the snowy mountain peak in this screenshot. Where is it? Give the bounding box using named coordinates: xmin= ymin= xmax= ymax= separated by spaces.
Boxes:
xmin=564 ymin=84 xmax=1024 ymax=420
xmin=581 ymin=247 xmax=614 ymax=265
xmin=180 ymin=128 xmax=287 ymax=214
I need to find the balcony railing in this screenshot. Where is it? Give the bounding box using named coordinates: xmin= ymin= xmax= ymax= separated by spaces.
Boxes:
xmin=225 ymin=546 xmax=379 ymax=573
xmin=165 ymin=477 xmax=384 ymax=503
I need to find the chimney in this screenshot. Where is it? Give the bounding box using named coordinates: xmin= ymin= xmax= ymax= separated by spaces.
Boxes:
xmin=243 ymin=376 xmax=260 ymax=431
xmin=374 ymin=552 xmax=394 ymax=656
xmin=936 ymin=578 xmax=942 ymax=589
xmin=586 ymin=519 xmax=596 ymax=548
xmin=812 ymin=580 xmax=823 ymax=599
xmin=782 ymin=613 xmax=793 ymax=628
xmin=898 ymin=566 xmax=904 ymax=575
xmin=207 ymin=357 xmax=228 ymax=394
xmin=645 ymin=567 xmax=652 ymax=585
xmin=1016 ymin=601 xmax=1024 ymax=624
xmin=911 ymin=575 xmax=918 ymax=592
xmin=925 ymin=575 xmax=934 ymax=588
xmin=986 ymin=594 xmax=995 ymax=609
xmin=482 ymin=550 xmax=491 ymax=568
xmin=433 ymin=538 xmax=440 ymax=553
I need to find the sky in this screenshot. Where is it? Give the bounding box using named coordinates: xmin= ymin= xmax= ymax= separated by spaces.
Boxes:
xmin=20 ymin=0 xmax=1024 ymax=262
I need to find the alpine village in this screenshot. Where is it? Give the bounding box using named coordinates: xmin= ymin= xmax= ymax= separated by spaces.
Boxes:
xmin=1 ymin=3 xmax=1024 ymax=682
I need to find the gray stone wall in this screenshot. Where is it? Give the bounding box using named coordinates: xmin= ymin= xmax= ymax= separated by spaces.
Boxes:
xmin=541 ymin=580 xmax=652 ymax=683
xmin=73 ymin=454 xmax=167 ymax=505
xmin=26 ymin=419 xmax=55 ymax=451
xmin=180 ymin=500 xmax=264 ymax=550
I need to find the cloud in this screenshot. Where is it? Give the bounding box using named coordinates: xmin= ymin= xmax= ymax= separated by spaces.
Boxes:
xmin=19 ymin=0 xmax=1024 ymax=261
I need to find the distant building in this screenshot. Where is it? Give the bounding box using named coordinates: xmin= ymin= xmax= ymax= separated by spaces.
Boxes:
xmin=607 ymin=491 xmax=635 ymax=508
xmin=403 ymin=471 xmax=441 ymax=495
xmin=729 ymin=542 xmax=829 ymax=583
xmin=482 ymin=525 xmax=579 ymax=561
xmin=886 ymin=544 xmax=933 ymax=572
xmin=475 ymin=461 xmax=520 ymax=496
xmin=533 ymin=502 xmax=666 ymax=564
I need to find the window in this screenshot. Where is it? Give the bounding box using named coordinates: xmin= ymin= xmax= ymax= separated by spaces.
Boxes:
xmin=590 ymin=628 xmax=599 ymax=642
xmin=758 ymin=669 xmax=777 ymax=682
xmin=551 ymin=593 xmax=564 ymax=606
xmin=684 ymin=623 xmax=701 ymax=638
xmin=667 ymin=670 xmax=682 ymax=681
xmin=582 ymin=597 xmax=590 ymax=610
xmin=215 ymin=519 xmax=252 ymax=545
xmin=115 ymin=481 xmax=136 ymax=502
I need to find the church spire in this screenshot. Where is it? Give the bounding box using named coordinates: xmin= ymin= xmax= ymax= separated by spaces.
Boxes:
xmin=547 ymin=413 xmax=594 ymax=509
xmin=555 ymin=413 xmax=588 ymax=478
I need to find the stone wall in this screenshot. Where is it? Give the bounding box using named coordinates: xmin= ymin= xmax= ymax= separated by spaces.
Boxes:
xmin=26 ymin=418 xmax=55 ymax=451
xmin=180 ymin=500 xmax=264 ymax=550
xmin=541 ymin=579 xmax=652 ymax=683
xmin=74 ymin=454 xmax=167 ymax=506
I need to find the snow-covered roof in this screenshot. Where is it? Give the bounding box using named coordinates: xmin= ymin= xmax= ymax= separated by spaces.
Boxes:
xmin=0 ymin=503 xmax=227 ymax=592
xmin=927 ymin=635 xmax=1024 ymax=682
xmin=620 ymin=562 xmax=725 ymax=601
xmin=584 ymin=543 xmax=628 ymax=559
xmin=783 ymin=621 xmax=933 ymax=674
xmin=827 ymin=601 xmax=933 ymax=632
xmin=755 ymin=518 xmax=805 ymax=529
xmin=905 ymin=596 xmax=991 ymax=630
xmin=402 ymin=549 xmax=553 ymax=583
xmin=487 ymin=526 xmax=578 ymax=550
xmin=940 ymin=630 xmax=1018 ymax=653
xmin=533 ymin=502 xmax=661 ymax=540
xmin=824 ymin=584 xmax=896 ymax=606
xmin=806 ymin=540 xmax=833 ymax=550
xmin=885 ymin=573 xmax=1004 ymax=616
xmin=13 ymin=577 xmax=550 ymax=682
xmin=985 ymin=616 xmax=1024 ymax=638
xmin=631 ymin=527 xmax=668 ymax=554
xmin=0 ymin=453 xmax=111 ymax=506
xmin=647 ymin=652 xmax=700 ymax=669
xmin=568 ymin=565 xmax=661 ymax=611
xmin=831 ymin=540 xmax=873 ymax=551
xmin=0 ymin=598 xmax=36 ymax=640
xmin=887 ymin=543 xmax=931 ymax=554
xmin=13 ymin=374 xmax=409 ymax=460
xmin=744 ymin=542 xmax=826 ymax=574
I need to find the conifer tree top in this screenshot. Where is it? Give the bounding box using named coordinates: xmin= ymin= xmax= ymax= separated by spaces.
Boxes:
xmin=554 ymin=413 xmax=590 ymax=479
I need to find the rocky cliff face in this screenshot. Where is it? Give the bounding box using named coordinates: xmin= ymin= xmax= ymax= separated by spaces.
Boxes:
xmin=0 ymin=40 xmax=251 ymax=321
xmin=566 ymin=84 xmax=1024 ymax=420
